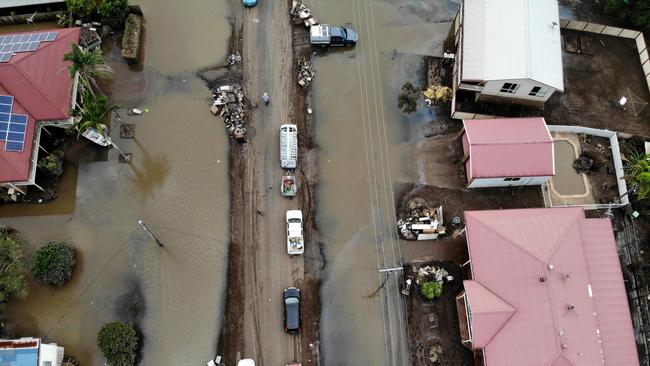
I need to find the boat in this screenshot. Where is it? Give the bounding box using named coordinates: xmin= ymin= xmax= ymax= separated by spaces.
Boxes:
xmin=82 ymin=127 xmax=112 ymax=147
xmin=281 ymin=174 xmax=297 ymax=197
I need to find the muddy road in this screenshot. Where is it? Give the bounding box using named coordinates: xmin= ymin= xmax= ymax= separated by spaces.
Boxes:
xmin=218 ymin=0 xmax=318 ymax=365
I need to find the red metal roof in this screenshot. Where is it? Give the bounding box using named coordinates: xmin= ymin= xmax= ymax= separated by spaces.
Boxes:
xmin=463 ymin=117 xmax=555 ymax=181
xmin=0 ymin=28 xmax=79 ymax=183
xmin=464 ymin=207 xmax=639 ymax=366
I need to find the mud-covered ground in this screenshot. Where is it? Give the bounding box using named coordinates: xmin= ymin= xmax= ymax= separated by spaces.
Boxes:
xmin=216 ymin=1 xmax=322 ymax=365
xmin=405 ymin=260 xmax=473 ymax=366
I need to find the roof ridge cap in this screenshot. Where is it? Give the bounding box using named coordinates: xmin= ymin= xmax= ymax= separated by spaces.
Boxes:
xmin=468 ymin=281 xmax=516 ymax=315
xmin=13 ymin=47 xmax=69 ymax=118
xmin=543 ymin=209 xmax=584 ymax=263
xmin=469 ymin=212 xmax=549 ymax=265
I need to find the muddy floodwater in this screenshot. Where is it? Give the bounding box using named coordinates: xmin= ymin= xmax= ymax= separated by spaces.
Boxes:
xmin=310 ymin=0 xmax=458 ymax=364
xmin=0 ymin=1 xmax=232 ymax=364
xmin=552 ymin=140 xmax=588 ymax=196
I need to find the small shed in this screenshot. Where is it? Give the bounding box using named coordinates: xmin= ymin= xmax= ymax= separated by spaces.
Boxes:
xmin=461 ymin=117 xmax=554 ymax=188
xmin=452 ymin=0 xmax=564 ymax=106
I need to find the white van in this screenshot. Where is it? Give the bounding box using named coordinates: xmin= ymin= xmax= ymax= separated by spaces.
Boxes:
xmin=280 ymin=124 xmax=298 ymax=169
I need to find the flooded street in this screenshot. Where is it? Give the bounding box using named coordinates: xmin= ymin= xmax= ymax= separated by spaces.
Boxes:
xmin=0 ymin=1 xmax=232 ymax=365
xmin=309 ymin=0 xmax=458 ymax=364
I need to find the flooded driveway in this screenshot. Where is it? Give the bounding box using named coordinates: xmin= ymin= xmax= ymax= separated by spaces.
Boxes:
xmin=309 ymin=0 xmax=458 ymax=364
xmin=0 ymin=1 xmax=232 ymax=364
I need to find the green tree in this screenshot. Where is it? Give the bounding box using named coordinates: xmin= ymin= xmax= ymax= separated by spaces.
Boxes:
xmin=73 ymin=91 xmax=118 ymax=137
xmin=420 ymin=281 xmax=442 ymax=300
xmin=65 ymin=0 xmax=96 ymax=17
xmin=0 ymin=228 xmax=28 ymax=303
xmin=97 ymin=321 xmax=138 ymax=366
xmin=624 ymin=150 xmax=650 ymax=199
xmin=398 ymin=82 xmax=420 ymax=114
xmin=63 ymin=44 xmax=113 ymax=97
xmin=30 ymin=241 xmax=76 ymax=287
xmin=98 ymin=0 xmax=129 ymax=19
xmin=605 ymin=0 xmax=650 ymax=30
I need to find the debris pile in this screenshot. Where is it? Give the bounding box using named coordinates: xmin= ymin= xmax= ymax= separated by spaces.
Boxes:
xmin=573 ymin=152 xmax=600 ymax=175
xmin=397 ymin=198 xmax=445 ymax=240
xmin=415 ymin=265 xmax=453 ymax=284
xmin=290 ymin=0 xmax=318 ymax=27
xmin=226 ymin=52 xmax=242 ymax=65
xmin=210 ymin=85 xmax=247 ymax=142
xmin=297 ymin=58 xmax=315 ymax=88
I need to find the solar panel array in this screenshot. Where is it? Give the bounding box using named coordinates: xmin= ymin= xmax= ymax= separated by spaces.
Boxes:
xmin=0 ymin=31 xmax=58 ymax=64
xmin=0 ymin=95 xmax=29 ymax=152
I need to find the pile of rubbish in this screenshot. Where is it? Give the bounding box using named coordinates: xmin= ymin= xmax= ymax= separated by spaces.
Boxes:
xmin=297 ymin=58 xmax=315 ymax=88
xmin=573 ymin=152 xmax=599 ymax=175
xmin=415 ymin=265 xmax=453 ymax=284
xmin=210 ymin=85 xmax=247 ymax=142
xmin=226 ymin=52 xmax=242 ymax=65
xmin=290 ymin=0 xmax=318 ymax=27
xmin=397 ymin=198 xmax=445 ymax=241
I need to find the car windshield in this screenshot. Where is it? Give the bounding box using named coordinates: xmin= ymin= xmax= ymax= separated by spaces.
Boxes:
xmin=288 ymin=218 xmax=301 ymax=224
xmin=285 ymin=297 xmax=299 ymax=305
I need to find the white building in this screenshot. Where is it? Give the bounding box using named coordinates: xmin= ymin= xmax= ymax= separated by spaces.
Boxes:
xmin=0 ymin=338 xmax=64 ymax=366
xmin=451 ymin=0 xmax=564 ymax=107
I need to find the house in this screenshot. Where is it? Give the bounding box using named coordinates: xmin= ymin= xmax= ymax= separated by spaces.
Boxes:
xmin=461 ymin=117 xmax=555 ymax=188
xmin=0 ymin=28 xmax=80 ymax=195
xmin=456 ymin=207 xmax=639 ymax=365
xmin=451 ymin=0 xmax=564 ymax=107
xmin=0 ymin=338 xmax=64 ymax=366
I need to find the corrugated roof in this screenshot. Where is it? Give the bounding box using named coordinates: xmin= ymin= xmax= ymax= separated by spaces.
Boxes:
xmin=464 ymin=208 xmax=639 ymax=366
xmin=463 ymin=117 xmax=554 ymax=180
xmin=463 ymin=280 xmax=515 ymax=348
xmin=0 ymin=27 xmax=79 ymax=183
xmin=461 ymin=0 xmax=564 ymax=90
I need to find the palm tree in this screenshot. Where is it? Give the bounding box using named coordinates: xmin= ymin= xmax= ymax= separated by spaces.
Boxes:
xmin=73 ymin=90 xmax=118 ymax=137
xmin=624 ymin=150 xmax=650 ymax=199
xmin=63 ymin=44 xmax=113 ymax=97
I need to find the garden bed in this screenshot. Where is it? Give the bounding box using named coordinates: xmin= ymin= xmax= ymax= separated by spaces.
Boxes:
xmin=577 ymin=134 xmax=619 ymax=203
xmin=121 ymin=13 xmax=142 ymax=64
xmin=405 ymin=260 xmax=474 ymax=366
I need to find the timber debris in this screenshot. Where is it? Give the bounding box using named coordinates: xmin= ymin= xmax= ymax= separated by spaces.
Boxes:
xmin=397 ymin=197 xmax=446 ymax=240
xmin=297 ymin=58 xmax=315 ymax=89
xmin=290 ymin=0 xmax=318 ymax=27
xmin=211 ymin=85 xmax=247 ymax=142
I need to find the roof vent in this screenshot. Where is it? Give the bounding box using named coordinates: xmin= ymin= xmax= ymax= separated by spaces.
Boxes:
xmin=561 ymin=344 xmax=568 ymax=349
xmin=547 ymin=264 xmax=554 ymax=270
xmin=539 ymin=276 xmax=547 ymax=283
xmin=560 ymin=272 xmax=572 ymax=281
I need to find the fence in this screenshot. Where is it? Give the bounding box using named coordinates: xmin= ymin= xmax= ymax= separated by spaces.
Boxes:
xmin=560 ymin=19 xmax=650 ymax=94
xmin=543 ymin=125 xmax=629 ymax=208
xmin=617 ymin=214 xmax=650 ymax=365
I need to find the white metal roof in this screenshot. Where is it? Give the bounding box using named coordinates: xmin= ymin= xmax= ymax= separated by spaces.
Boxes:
xmin=461 ymin=0 xmax=564 ymax=91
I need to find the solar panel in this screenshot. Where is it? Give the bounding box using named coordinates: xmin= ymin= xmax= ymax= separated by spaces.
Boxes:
xmin=0 ymin=31 xmax=60 ymax=63
xmin=0 ymin=95 xmax=28 ymax=152
xmin=0 ymin=95 xmax=13 ymax=105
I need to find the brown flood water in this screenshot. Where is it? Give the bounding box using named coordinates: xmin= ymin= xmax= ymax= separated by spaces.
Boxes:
xmin=309 ymin=0 xmax=458 ymax=364
xmin=0 ymin=1 xmax=232 ymax=365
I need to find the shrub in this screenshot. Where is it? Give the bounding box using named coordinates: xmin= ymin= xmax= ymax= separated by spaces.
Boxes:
xmin=38 ymin=151 xmax=64 ymax=177
xmin=420 ymin=281 xmax=442 ymax=300
xmin=98 ymin=0 xmax=128 ymax=19
xmin=65 ymin=0 xmax=96 ymax=17
xmin=0 ymin=229 xmax=28 ymax=302
xmin=30 ymin=241 xmax=76 ymax=287
xmin=624 ymin=150 xmax=650 ymax=199
xmin=97 ymin=321 xmax=138 ymax=366
xmin=398 ymin=82 xmax=420 ymax=114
